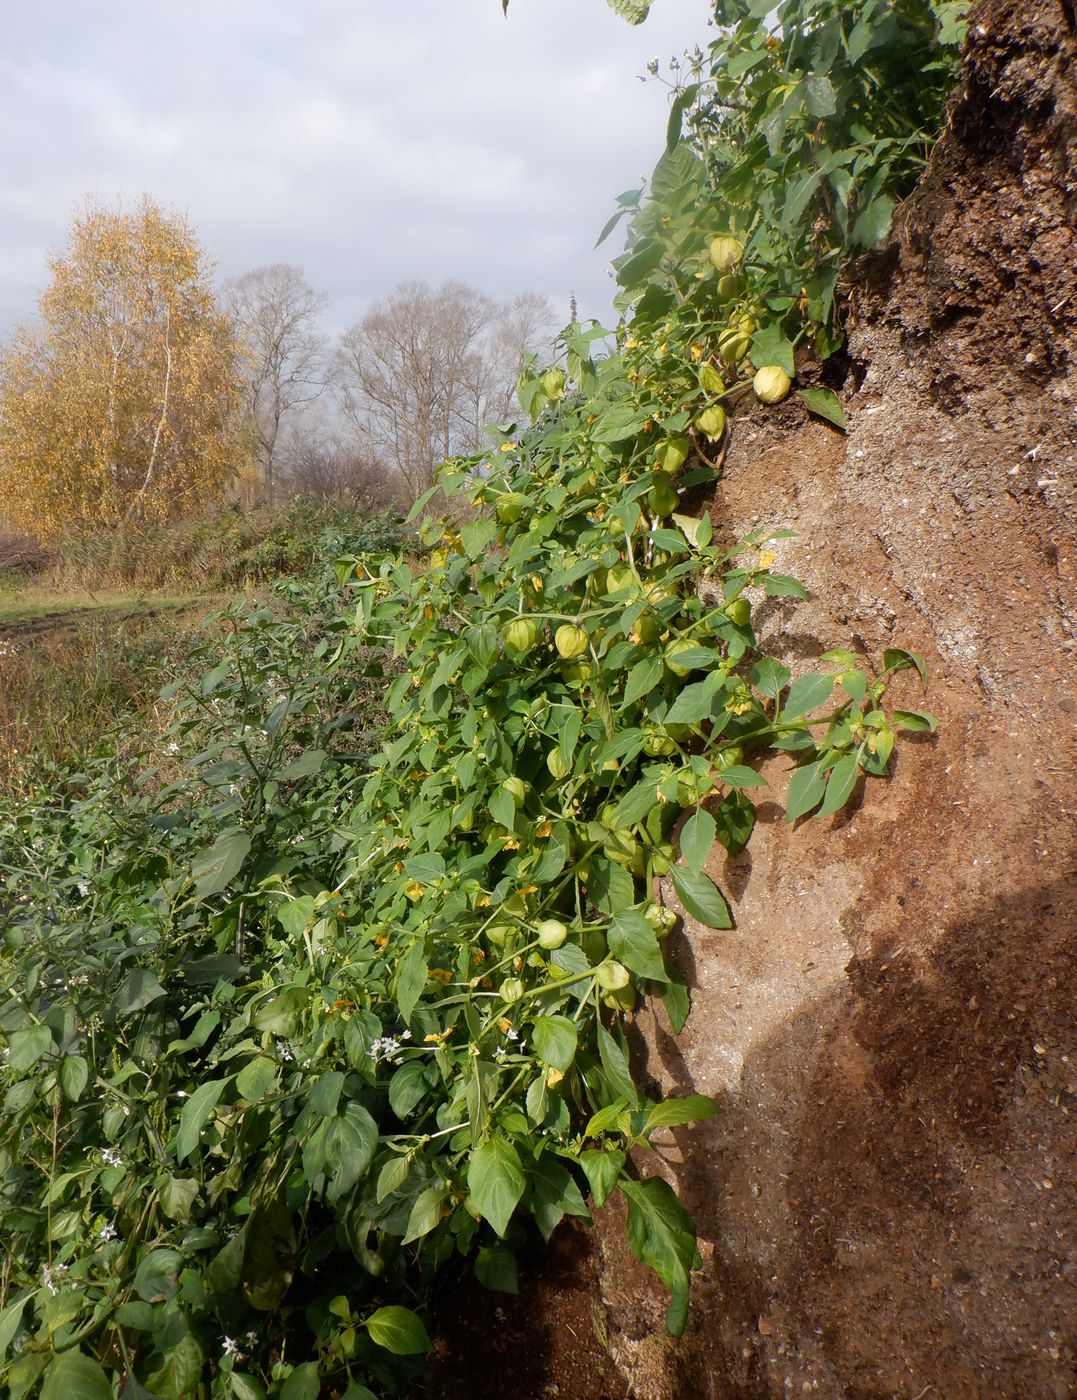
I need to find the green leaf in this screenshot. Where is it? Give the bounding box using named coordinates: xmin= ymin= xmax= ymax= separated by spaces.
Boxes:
xmin=0 ymin=1295 xmax=29 ymax=1361
xmin=279 ymin=1364 xmax=320 ymax=1400
xmin=853 ymin=193 xmax=895 ymax=249
xmin=749 ymin=324 xmax=795 ymax=377
xmin=577 ymin=1149 xmax=626 ymax=1207
xmin=468 ymin=1136 xmax=525 ymax=1238
xmin=797 ymin=387 xmax=846 ymax=428
xmin=6 ymin=1025 xmax=52 ymax=1072
xmin=58 ymin=1055 xmax=89 ymax=1102
xmin=402 ymin=1186 xmax=448 ymax=1245
xmin=715 ymin=789 xmax=755 ymax=855
xmin=531 ymin=1015 xmax=578 ymax=1072
xmin=39 ymin=1353 xmax=114 ymax=1400
xmin=133 ymin=1248 xmax=182 ymax=1303
xmin=669 ymin=867 xmax=733 ymax=929
xmin=158 ymin=1174 xmax=199 ymax=1223
xmin=719 ymin=764 xmax=767 ymax=790
xmin=680 ymin=809 xmax=715 ymax=875
xmin=364 ymin=1304 xmax=432 ymax=1356
xmin=309 ymin=1070 xmax=346 ymax=1117
xmin=395 ymin=938 xmax=428 ymax=1022
xmin=175 ymin=1078 xmax=226 ymax=1162
xmin=115 ymin=968 xmax=167 ymax=1016
xmin=619 ymin=1177 xmax=700 ymax=1336
xmin=817 ymin=751 xmax=860 ymax=817
xmin=622 ymin=655 xmax=662 ymax=707
xmin=597 ymin=1024 xmax=639 ymax=1108
xmin=376 ymin=1154 xmax=411 ymax=1202
xmin=191 ymin=827 xmax=250 ymax=898
xmin=644 ymin=1095 xmax=719 ymax=1134
xmin=608 ymin=910 xmax=668 ymax=983
xmin=143 ymin=1327 xmax=204 ymax=1398
xmin=883 ymin=647 xmax=928 ymax=687
xmin=750 ymin=657 xmax=791 ymax=699
xmin=762 ymin=573 xmax=811 ymax=599
xmin=786 ymin=759 xmax=827 ymax=822
xmin=235 ymin=1055 xmax=278 ymax=1102
xmin=278 ymin=749 xmax=326 ymax=780
xmin=475 ymin=1243 xmax=519 ymax=1294
xmin=782 ymin=673 xmax=834 ymax=719
xmin=324 ymin=1102 xmax=379 ymax=1201
xmin=662 ymin=978 xmax=691 ymax=1034
xmin=251 ymin=986 xmax=306 ymax=1036
xmin=894 ymin=709 xmax=938 ymax=732
xmin=388 ymin=1060 xmax=428 ymax=1119
xmin=242 ymin=1198 xmax=297 ymax=1311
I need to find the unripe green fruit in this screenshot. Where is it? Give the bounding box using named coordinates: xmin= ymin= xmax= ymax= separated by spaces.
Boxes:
xmin=647 ymin=472 xmax=679 ymax=518
xmin=635 ymin=610 xmax=661 ymax=644
xmin=719 ymin=326 xmax=751 ymax=365
xmin=563 ymin=660 xmax=595 ymax=684
xmin=716 ymin=271 xmax=746 ymax=301
xmin=675 ymin=771 xmax=709 ymax=806
xmin=555 ymin=624 xmax=589 ymax=660
xmin=500 ymin=977 xmax=525 ymax=1003
xmin=724 ymin=597 xmax=751 ymax=626
xmin=495 ymin=492 xmax=527 ymax=524
xmin=536 ymin=919 xmax=568 ymax=950
xmin=753 ymin=365 xmax=792 ymax=404
xmin=587 ymin=566 xmax=608 ymax=596
xmin=651 ymin=845 xmax=674 ymax=876
xmin=486 ymin=923 xmax=515 ymax=948
xmin=665 ymin=638 xmax=699 ymax=676
xmin=503 ymin=617 xmax=538 ymax=653
xmin=546 ymin=748 xmax=570 ymax=781
xmin=540 ymin=368 xmax=566 ymax=401
xmin=708 ymin=235 xmax=744 ymax=273
xmin=644 ymin=903 xmax=679 ymax=939
xmin=603 ymin=983 xmax=637 ymax=1012
xmin=643 ymin=728 xmax=677 ymax=757
xmin=582 ymin=928 xmax=607 ymax=964
xmin=714 ymin=745 xmax=744 ymax=772
xmin=696 ymin=404 xmax=726 ymax=440
xmin=661 ymin=436 xmax=691 ymax=475
xmin=595 ymin=960 xmax=631 ymax=992
xmin=605 ymin=564 xmax=636 ymax=596
xmin=503 ymin=776 xmax=527 ymax=807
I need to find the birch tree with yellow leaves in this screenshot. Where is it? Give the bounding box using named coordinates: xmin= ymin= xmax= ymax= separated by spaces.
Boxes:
xmin=0 ymin=198 xmax=249 ymax=539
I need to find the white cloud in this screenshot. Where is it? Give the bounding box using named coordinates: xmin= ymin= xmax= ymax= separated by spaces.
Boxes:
xmin=0 ymin=0 xmax=709 ymax=339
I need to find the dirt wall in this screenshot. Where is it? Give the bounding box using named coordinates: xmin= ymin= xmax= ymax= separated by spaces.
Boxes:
xmin=592 ymin=1 xmax=1076 ymax=1395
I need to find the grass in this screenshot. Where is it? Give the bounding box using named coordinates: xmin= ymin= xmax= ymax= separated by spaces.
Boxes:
xmin=0 ymin=589 xmax=223 ymax=798
xmin=0 ymin=582 xmax=212 ymax=626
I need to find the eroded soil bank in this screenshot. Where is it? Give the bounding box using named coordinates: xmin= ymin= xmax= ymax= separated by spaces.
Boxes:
xmin=421 ymin=1 xmax=1075 ymax=1395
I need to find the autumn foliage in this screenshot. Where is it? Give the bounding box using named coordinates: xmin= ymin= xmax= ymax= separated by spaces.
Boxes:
xmin=0 ymin=199 xmax=249 ymax=540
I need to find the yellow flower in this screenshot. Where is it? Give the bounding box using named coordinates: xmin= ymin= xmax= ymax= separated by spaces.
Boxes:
xmin=758 ymin=550 xmax=776 ymax=568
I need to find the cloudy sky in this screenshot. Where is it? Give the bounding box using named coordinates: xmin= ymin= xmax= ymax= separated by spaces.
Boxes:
xmin=1 ymin=0 xmax=709 ymax=342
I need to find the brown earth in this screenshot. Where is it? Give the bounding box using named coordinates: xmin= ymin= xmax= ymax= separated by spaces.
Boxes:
xmin=422 ymin=1 xmax=1076 ymax=1396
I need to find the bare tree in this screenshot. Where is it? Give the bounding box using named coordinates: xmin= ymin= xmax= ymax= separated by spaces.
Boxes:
xmin=223 ymin=264 xmax=328 ymax=502
xmin=278 ymin=422 xmax=402 ymax=511
xmin=332 ymin=281 xmax=555 ymax=503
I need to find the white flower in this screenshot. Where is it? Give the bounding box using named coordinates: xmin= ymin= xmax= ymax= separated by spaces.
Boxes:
xmin=505 ymin=1028 xmax=518 ymax=1042
xmin=275 ymin=1040 xmax=294 ymax=1062
xmin=101 ymin=1148 xmax=124 ymax=1168
xmin=222 ymin=1336 xmax=244 ymax=1360
xmin=245 ymin=1331 xmax=259 ymax=1348
xmin=494 ymin=1046 xmax=507 ymax=1062
xmin=371 ymin=1035 xmax=402 ymax=1064
xmin=98 ymin=1222 xmax=118 ymax=1242
xmin=41 ymin=1262 xmax=68 ymax=1295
